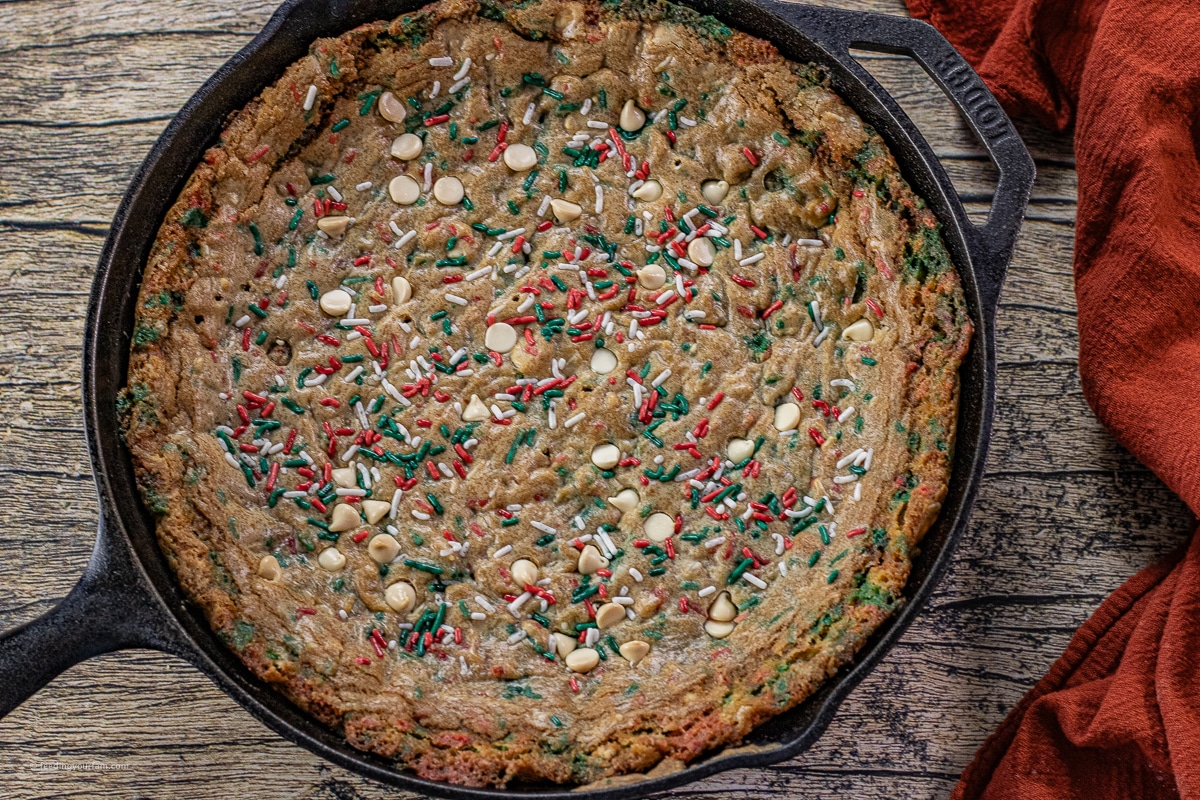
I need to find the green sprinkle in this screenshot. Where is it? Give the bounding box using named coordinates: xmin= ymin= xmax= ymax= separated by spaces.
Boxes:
xmin=404 ymin=559 xmax=444 ymax=575
xmin=331 ymin=118 xmax=350 ymax=132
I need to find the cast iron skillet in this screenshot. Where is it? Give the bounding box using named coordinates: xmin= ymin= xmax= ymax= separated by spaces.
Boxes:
xmin=0 ymin=0 xmax=1033 ymax=796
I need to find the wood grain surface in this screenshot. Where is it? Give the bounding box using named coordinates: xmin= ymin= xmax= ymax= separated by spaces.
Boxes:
xmin=0 ymin=0 xmax=1192 ymax=798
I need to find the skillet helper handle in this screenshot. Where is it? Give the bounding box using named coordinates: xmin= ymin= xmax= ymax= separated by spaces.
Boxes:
xmin=773 ymin=3 xmax=1035 ymax=312
xmin=0 ymin=515 xmax=179 ymax=718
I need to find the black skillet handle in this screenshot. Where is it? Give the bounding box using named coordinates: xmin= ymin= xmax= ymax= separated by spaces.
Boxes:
xmin=763 ymin=2 xmax=1035 ymax=312
xmin=0 ymin=514 xmax=186 ymax=718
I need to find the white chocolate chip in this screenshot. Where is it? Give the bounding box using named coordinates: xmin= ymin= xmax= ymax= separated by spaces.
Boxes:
xmin=331 ymin=467 xmax=357 ymax=488
xmin=701 ymin=179 xmax=730 ymax=205
xmin=643 ymin=512 xmax=674 ymax=543
xmin=319 ymin=288 xmax=353 ymax=316
xmin=318 ymin=548 xmax=347 ymax=572
xmin=362 ymin=499 xmax=391 ymax=525
xmin=607 ymin=488 xmax=639 ymax=513
xmin=433 ymin=176 xmax=464 ymax=205
xmin=503 ymin=143 xmax=538 ymax=172
xmin=390 ymin=133 xmax=423 ymax=160
xmin=257 ymin=555 xmax=281 ymax=581
xmin=484 ymin=322 xmax=517 ymax=353
xmin=550 ymin=198 xmax=582 ymax=223
xmin=388 ymin=175 xmax=420 ymax=205
xmin=687 ymin=237 xmax=715 ymax=266
xmin=637 ymin=264 xmax=666 ymax=290
xmin=619 ymin=640 xmax=650 ymax=665
xmin=367 ymin=533 xmax=401 ymax=563
xmin=462 ymin=394 xmax=490 ymax=422
xmin=773 ymin=402 xmax=802 ymax=432
xmin=511 ymin=559 xmax=539 ymax=587
xmin=619 ymin=99 xmax=646 ymax=132
xmin=316 ymin=216 xmax=350 ymax=237
xmin=577 ymin=544 xmax=609 ymax=575
xmin=708 ymin=591 xmax=737 ymax=622
xmin=631 ymin=179 xmax=663 ymax=202
xmin=384 ymin=580 xmax=417 ymax=613
xmin=590 ymin=347 xmax=618 ymax=374
xmin=704 ymin=619 xmax=735 ymax=639
xmin=553 ymin=632 xmax=578 ymax=656
xmin=595 ymin=602 xmax=625 ymax=629
xmin=328 ymin=503 xmax=361 ymax=532
xmin=391 ymin=275 xmax=413 ymax=304
xmin=565 ymin=647 xmax=600 ymax=673
xmin=378 ymin=91 xmax=407 ymax=123
xmin=842 ymin=318 xmax=875 ymax=341
xmin=727 ymin=438 xmax=755 ymax=463
xmin=591 ymin=443 xmax=621 ymax=470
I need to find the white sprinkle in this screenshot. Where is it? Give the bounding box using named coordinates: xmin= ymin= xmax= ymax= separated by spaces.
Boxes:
xmin=734 ymin=239 xmax=743 ymax=260
xmin=595 ymin=185 xmax=604 ymax=213
xmin=327 ymin=186 xmax=343 ymax=202
xmin=651 ymin=368 xmax=672 ymax=388
xmin=629 ymin=568 xmax=644 ymax=583
xmin=356 ymin=181 xmax=372 ymax=191
xmin=497 ymin=227 xmax=526 ymax=240
xmin=429 ymin=80 xmax=441 ymax=98
xmin=864 ymin=448 xmax=874 ymax=470
xmin=234 ymin=314 xmax=251 ymax=328
xmin=522 ymin=102 xmax=536 ymax=125
xmin=837 ymin=449 xmax=865 ymax=469
xmin=796 ymin=238 xmax=825 ymax=247
xmin=389 ymin=489 xmax=402 ymax=519
xmin=744 ymin=573 xmax=768 ymax=590
xmin=537 ymin=195 xmax=552 ymax=217
xmin=493 ymin=544 xmax=513 ymax=559
xmin=809 ymin=300 xmax=823 ymax=329
xmin=739 ymin=252 xmax=766 ymax=267
xmin=335 ymin=488 xmax=367 ymax=497
xmin=831 ymin=378 xmax=856 ymax=389
xmin=778 ymin=562 xmax=789 ymax=577
xmin=833 ymin=474 xmax=858 ymax=485
xmin=422 ymin=163 xmax=433 ymax=191
xmin=470 ymin=612 xmax=487 ymax=621
xmin=488 ymin=241 xmax=504 ymax=257
xmin=772 ymin=533 xmax=786 ymax=556
xmin=813 ymin=325 xmax=832 ymax=347
xmin=586 ymin=119 xmax=609 ymax=129
xmin=854 ymin=483 xmax=863 ymax=501
xmin=656 ymin=290 xmax=676 ymax=306
xmin=445 ymin=293 xmax=468 ymax=306
xmin=304 ymin=374 xmax=327 ymax=387
xmin=704 ymin=536 xmax=727 ymax=549
xmin=837 ymin=405 xmax=856 ymax=423
xmin=381 ymin=378 xmax=409 ymax=405
xmin=508 ymin=592 xmax=532 ymax=616
xmin=412 ymin=510 xmax=431 ymax=520
xmin=465 ymin=265 xmax=491 ymax=280
xmin=429 ymin=56 xmax=453 ymax=67
xmin=448 ymin=77 xmax=469 ymax=94
xmin=303 ymin=84 xmax=318 ymax=111
xmin=507 ymin=629 xmax=528 ymax=644
xmin=453 ymin=57 xmax=472 ymax=80
xmin=396 ymin=229 xmax=417 ymax=248
xmin=564 ymin=412 xmax=585 ymax=429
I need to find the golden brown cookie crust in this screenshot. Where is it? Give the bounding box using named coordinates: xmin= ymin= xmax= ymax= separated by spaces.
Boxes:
xmin=122 ymin=0 xmax=971 ymax=787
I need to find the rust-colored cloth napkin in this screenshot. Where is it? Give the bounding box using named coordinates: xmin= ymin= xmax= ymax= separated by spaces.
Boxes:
xmin=900 ymin=0 xmax=1200 ymax=797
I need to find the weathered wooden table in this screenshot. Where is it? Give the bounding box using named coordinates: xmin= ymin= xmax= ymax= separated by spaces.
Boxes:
xmin=0 ymin=0 xmax=1192 ymax=797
